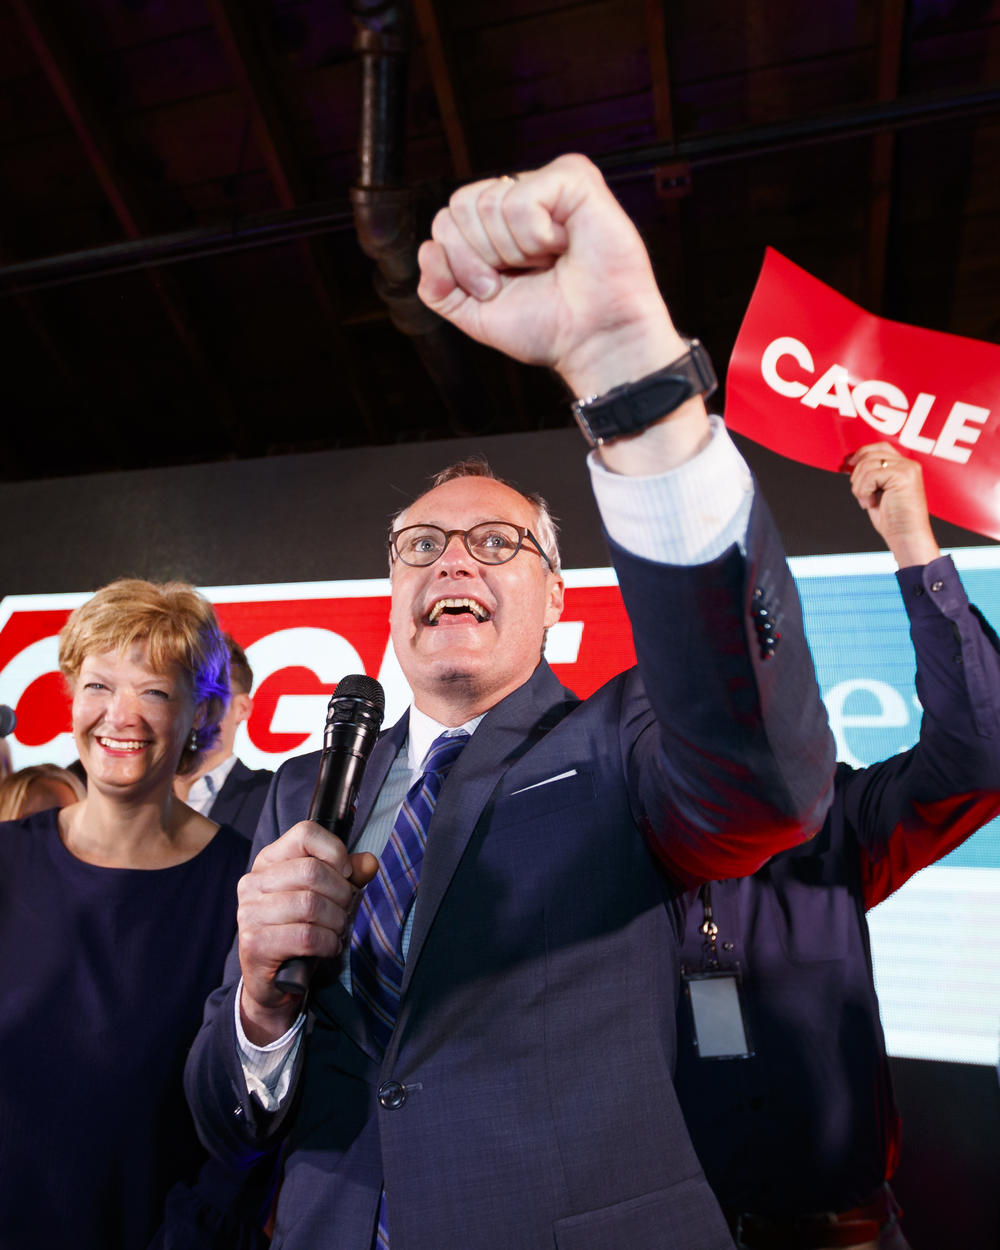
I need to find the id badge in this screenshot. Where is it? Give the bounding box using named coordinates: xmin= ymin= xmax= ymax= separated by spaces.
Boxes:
xmin=682 ymin=967 xmax=753 ymax=1059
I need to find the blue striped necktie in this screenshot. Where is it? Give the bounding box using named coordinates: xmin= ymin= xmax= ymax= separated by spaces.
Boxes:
xmin=350 ymin=730 xmax=470 ymax=1052
xmin=350 ymin=730 xmax=469 ymax=1250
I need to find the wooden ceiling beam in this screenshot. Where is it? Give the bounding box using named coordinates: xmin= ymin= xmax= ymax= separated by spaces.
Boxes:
xmin=642 ymin=0 xmax=694 ymax=335
xmin=7 ymin=0 xmax=245 ymax=445
xmin=205 ymin=0 xmax=307 ymax=211
xmin=6 ymin=0 xmax=142 ymax=239
xmin=412 ymin=0 xmax=473 ymax=179
xmin=206 ymin=0 xmax=377 ymax=437
xmin=646 ymin=0 xmax=691 ymax=198
xmin=866 ymin=0 xmax=907 ymax=315
xmin=645 ymin=0 xmax=675 ymax=145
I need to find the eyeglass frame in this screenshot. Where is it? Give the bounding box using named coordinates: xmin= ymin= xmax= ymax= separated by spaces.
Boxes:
xmin=389 ymin=521 xmax=554 ymax=572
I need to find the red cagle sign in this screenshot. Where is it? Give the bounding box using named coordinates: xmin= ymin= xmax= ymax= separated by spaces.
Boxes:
xmin=0 ymin=573 xmax=636 ymax=771
xmin=726 ymin=247 xmax=1000 ymax=541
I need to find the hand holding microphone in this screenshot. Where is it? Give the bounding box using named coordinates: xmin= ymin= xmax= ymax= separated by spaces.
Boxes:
xmin=273 ymin=674 xmax=385 ymax=996
xmin=236 ymin=675 xmax=384 ymax=1040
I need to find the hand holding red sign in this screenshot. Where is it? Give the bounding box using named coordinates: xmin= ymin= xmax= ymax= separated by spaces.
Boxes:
xmin=726 ymin=248 xmax=1000 ymax=540
xmin=846 ymin=443 xmax=940 ymax=568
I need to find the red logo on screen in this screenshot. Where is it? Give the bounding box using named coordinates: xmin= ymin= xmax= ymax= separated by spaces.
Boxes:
xmin=0 ymin=580 xmax=635 ymax=767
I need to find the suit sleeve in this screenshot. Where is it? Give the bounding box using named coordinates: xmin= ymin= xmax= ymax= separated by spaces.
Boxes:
xmin=184 ymin=757 xmax=314 ymax=1164
xmin=839 ymin=556 xmax=1000 ymax=908
xmin=610 ymin=488 xmax=836 ymax=887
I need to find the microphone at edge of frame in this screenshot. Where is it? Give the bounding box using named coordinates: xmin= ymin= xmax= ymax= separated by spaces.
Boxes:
xmin=0 ymin=706 xmax=16 ymax=738
xmin=273 ymin=673 xmax=385 ymax=997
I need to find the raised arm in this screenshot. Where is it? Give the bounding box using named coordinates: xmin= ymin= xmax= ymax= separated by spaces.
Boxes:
xmin=417 ymin=153 xmax=711 ymax=475
xmin=841 ymin=443 xmax=1000 ymax=904
xmin=419 ymin=154 xmax=836 ymax=879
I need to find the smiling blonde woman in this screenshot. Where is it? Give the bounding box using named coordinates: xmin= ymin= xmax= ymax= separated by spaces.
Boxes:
xmin=0 ymin=578 xmax=254 ymax=1250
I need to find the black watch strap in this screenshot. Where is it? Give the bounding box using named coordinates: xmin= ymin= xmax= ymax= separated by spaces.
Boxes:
xmin=571 ymin=339 xmax=717 ymax=447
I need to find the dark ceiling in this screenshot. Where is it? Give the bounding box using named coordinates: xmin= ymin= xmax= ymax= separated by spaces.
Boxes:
xmin=1 ymin=0 xmax=999 ymax=482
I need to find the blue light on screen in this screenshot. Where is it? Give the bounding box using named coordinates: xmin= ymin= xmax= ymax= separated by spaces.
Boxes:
xmin=790 ymin=548 xmax=1000 ymax=1065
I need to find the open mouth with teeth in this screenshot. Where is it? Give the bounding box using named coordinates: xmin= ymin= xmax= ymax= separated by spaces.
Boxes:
xmin=426 ymin=597 xmax=492 ymax=625
xmin=96 ymin=737 xmax=149 ymax=753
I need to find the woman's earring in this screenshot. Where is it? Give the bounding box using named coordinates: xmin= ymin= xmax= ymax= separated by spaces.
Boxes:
xmin=188 ymin=727 xmax=199 ymax=752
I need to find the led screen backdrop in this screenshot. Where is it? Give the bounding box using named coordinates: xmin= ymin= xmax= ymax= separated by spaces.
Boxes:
xmin=2 ymin=548 xmax=997 ymax=1069
xmin=791 ymin=547 xmax=1000 ymax=1069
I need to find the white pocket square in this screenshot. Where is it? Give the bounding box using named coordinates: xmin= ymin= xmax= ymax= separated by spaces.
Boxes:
xmin=509 ymin=769 xmax=578 ymax=796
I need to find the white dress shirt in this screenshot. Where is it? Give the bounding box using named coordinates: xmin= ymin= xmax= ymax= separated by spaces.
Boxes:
xmin=184 ymin=754 xmax=238 ymax=815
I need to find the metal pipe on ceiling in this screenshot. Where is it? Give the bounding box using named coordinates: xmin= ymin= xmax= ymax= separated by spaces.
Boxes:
xmin=348 ymin=0 xmax=499 ymax=436
xmin=1 ymin=83 xmax=998 ymax=297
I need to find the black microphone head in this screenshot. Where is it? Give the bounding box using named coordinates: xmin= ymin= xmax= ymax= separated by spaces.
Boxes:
xmin=324 ymin=675 xmax=386 ymax=749
xmin=313 ymin=674 xmax=387 ymax=829
xmin=0 ymin=705 xmax=16 ymax=737
xmin=332 ymin=673 xmax=385 ymax=715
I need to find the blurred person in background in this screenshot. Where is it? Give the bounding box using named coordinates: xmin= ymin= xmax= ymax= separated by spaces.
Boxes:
xmin=675 ymin=444 xmax=1000 ymax=1249
xmin=0 ymin=762 xmax=86 ymax=820
xmin=0 ymin=578 xmax=252 ymax=1250
xmin=173 ymin=634 xmax=272 ymax=840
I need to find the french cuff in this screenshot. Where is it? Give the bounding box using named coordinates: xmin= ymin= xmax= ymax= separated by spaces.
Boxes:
xmin=234 ymin=977 xmax=306 ymax=1111
xmin=587 ymin=415 xmax=753 ymax=565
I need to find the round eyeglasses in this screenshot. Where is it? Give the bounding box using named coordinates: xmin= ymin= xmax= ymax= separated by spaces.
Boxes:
xmin=390 ymin=521 xmax=553 ymax=571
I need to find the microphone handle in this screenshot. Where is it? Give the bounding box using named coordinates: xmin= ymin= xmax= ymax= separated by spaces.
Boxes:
xmin=273 ymin=748 xmax=370 ymax=997
xmin=272 ymin=961 xmax=314 ymax=996
xmin=307 ymin=748 xmax=368 ymax=836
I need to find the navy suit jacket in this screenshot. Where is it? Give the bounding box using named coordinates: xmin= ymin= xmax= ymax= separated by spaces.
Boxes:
xmin=185 ymin=496 xmax=836 ymax=1250
xmin=675 ymin=556 xmax=1000 ymax=1216
xmin=207 ymin=759 xmax=274 ymax=841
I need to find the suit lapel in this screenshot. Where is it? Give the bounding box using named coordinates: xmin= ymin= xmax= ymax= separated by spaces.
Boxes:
xmin=400 ymin=663 xmax=576 ymax=996
xmin=313 ymin=674 xmax=575 ymax=1058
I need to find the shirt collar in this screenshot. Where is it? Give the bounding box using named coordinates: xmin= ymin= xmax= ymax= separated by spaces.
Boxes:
xmin=190 ymin=752 xmax=239 ymax=801
xmin=407 ymin=705 xmax=483 ymax=772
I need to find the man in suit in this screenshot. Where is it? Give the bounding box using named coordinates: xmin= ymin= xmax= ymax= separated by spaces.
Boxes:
xmin=174 ymin=634 xmax=273 ymax=839
xmin=185 ymin=153 xmax=835 ymax=1249
xmin=675 ymin=444 xmax=1000 ymax=1248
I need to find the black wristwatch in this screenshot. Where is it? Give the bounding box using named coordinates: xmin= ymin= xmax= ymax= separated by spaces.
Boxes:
xmin=570 ymin=339 xmax=718 ymax=447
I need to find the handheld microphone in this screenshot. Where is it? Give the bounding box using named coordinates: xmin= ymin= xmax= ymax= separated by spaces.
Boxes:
xmin=273 ymin=673 xmax=385 ymax=997
xmin=0 ymin=706 xmax=15 ymax=738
